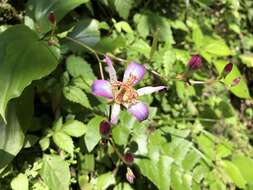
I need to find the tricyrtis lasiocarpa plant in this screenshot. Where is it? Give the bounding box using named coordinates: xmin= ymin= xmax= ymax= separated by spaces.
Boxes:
xmin=91 ymin=56 xmax=166 ymax=124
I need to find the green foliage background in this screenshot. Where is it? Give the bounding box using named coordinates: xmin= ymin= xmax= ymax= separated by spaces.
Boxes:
xmin=1 ymin=0 xmax=253 ymax=190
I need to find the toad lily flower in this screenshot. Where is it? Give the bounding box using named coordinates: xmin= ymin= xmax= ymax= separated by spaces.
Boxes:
xmin=91 ymin=56 xmax=166 ymax=124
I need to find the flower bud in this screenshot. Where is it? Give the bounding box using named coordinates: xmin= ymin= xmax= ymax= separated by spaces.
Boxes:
xmin=126 ymin=167 xmax=135 ymax=184
xmin=48 ymin=11 xmax=56 ymax=24
xmin=124 ymin=153 xmax=134 ymax=165
xmin=99 ymin=120 xmax=111 ymax=137
xmin=188 ymin=55 xmax=202 ymax=70
xmin=224 ymin=63 xmax=233 ymax=74
xmin=231 ymin=77 xmax=241 ymax=87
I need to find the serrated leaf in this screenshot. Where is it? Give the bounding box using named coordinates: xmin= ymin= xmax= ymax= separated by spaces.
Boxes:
xmin=0 ymin=25 xmax=58 ymax=121
xmin=63 ymin=86 xmax=91 ymax=108
xmin=66 ymin=55 xmax=95 ymax=85
xmin=11 ymin=173 xmax=28 ymax=190
xmin=62 ymin=120 xmax=86 ymax=137
xmin=84 ymin=116 xmax=104 ymax=152
xmin=68 ymin=19 xmax=100 ymax=47
xmin=26 ymin=0 xmax=89 ymax=34
xmin=40 ymin=155 xmax=70 ymax=190
xmin=136 ymin=155 xmax=173 ymax=190
xmin=96 ymin=172 xmax=116 ymax=190
xmin=53 ymin=132 xmax=74 ymax=155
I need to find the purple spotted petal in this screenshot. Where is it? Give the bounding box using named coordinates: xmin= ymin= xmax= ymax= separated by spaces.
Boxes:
xmin=91 ymin=80 xmax=113 ymax=99
xmin=137 ymin=86 xmax=166 ymax=96
xmin=128 ymin=102 xmax=149 ymax=122
xmin=111 ymin=103 xmax=121 ymax=124
xmin=104 ymin=55 xmax=117 ymax=82
xmin=123 ymin=62 xmax=146 ymax=85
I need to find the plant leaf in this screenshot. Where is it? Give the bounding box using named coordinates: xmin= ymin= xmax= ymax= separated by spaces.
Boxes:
xmin=40 ymin=154 xmax=70 ymax=190
xmin=62 ymin=120 xmax=87 ymax=137
xmin=84 ymin=116 xmax=104 ymax=152
xmin=52 ymin=132 xmax=74 ymax=155
xmin=26 ymin=0 xmax=89 ymax=34
xmin=0 ymin=25 xmax=58 ymax=121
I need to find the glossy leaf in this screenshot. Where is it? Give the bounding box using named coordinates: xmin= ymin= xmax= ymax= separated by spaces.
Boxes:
xmin=0 ymin=25 xmax=58 ymax=121
xmin=0 ymin=88 xmax=33 ymax=173
xmin=68 ymin=19 xmax=100 ymax=47
xmin=26 ymin=0 xmax=89 ymax=33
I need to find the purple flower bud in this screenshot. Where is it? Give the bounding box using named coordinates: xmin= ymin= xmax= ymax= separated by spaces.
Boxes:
xmin=224 ymin=63 xmax=233 ymax=74
xmin=124 ymin=153 xmax=134 ymax=165
xmin=48 ymin=11 xmax=56 ymax=24
xmin=231 ymin=77 xmax=241 ymax=87
xmin=99 ymin=121 xmax=111 ymax=137
xmin=188 ymin=55 xmax=202 ymax=70
xmin=126 ymin=167 xmax=135 ymax=184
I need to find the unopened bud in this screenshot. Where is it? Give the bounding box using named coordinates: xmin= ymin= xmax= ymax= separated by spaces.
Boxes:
xmin=188 ymin=55 xmax=202 ymax=70
xmin=126 ymin=167 xmax=135 ymax=184
xmin=231 ymin=77 xmax=241 ymax=87
xmin=48 ymin=11 xmax=56 ymax=24
xmin=224 ymin=63 xmax=233 ymax=74
xmin=124 ymin=153 xmax=134 ymax=165
xmin=99 ymin=121 xmax=111 ymax=137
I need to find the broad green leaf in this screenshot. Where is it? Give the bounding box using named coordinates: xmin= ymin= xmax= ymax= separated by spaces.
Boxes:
xmin=63 ymin=86 xmax=91 ymax=108
xmin=96 ymin=172 xmax=116 ymax=190
xmin=202 ymin=37 xmax=231 ymax=56
xmin=191 ymin=22 xmax=204 ymax=49
xmin=40 ymin=155 xmax=70 ymax=190
xmin=0 ymin=25 xmax=58 ymax=121
xmin=66 ymin=55 xmax=95 ymax=85
xmin=240 ymin=53 xmax=253 ymax=67
xmin=68 ymin=19 xmax=100 ymax=47
xmin=11 ymin=173 xmax=29 ymax=190
xmin=182 ymin=149 xmax=201 ymax=171
xmin=112 ymin=127 xmax=130 ymax=146
xmin=221 ymin=160 xmax=246 ymax=189
xmin=62 ymin=120 xmax=86 ymax=137
xmin=0 ymin=88 xmax=33 ymax=173
xmin=26 ymin=0 xmax=89 ymax=33
xmin=213 ymin=60 xmax=250 ymax=98
xmin=232 ymin=155 xmax=253 ymax=184
xmin=39 ymin=137 xmax=50 ymax=151
xmin=113 ymin=0 xmax=134 ymax=19
xmin=196 ymin=134 xmax=215 ymax=160
xmin=84 ymin=116 xmax=104 ymax=152
xmin=53 ymin=132 xmax=74 ymax=155
xmin=136 ymin=155 xmax=173 ymax=190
